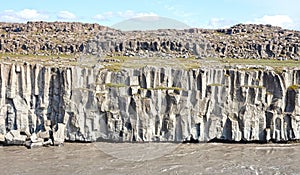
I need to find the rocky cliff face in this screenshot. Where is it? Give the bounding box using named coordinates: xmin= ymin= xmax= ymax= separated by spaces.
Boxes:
xmin=1 ymin=61 xmax=300 ymax=144
xmin=86 ymin=24 xmax=300 ymax=60
xmin=1 ymin=22 xmax=299 ymax=60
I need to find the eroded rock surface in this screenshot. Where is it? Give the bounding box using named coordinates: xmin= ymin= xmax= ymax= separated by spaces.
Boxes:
xmin=1 ymin=62 xmax=300 ymax=145
xmin=0 ymin=22 xmax=299 ymax=60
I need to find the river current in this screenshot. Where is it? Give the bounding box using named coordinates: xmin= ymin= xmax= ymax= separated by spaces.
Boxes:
xmin=0 ymin=142 xmax=299 ymax=175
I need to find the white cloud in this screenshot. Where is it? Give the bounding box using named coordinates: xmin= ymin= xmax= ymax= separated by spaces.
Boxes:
xmin=93 ymin=14 xmax=106 ymax=21
xmin=247 ymin=15 xmax=294 ymax=28
xmin=135 ymin=12 xmax=158 ymax=18
xmin=93 ymin=11 xmax=114 ymax=21
xmin=207 ymin=18 xmax=235 ymax=29
xmin=93 ymin=10 xmax=158 ymax=21
xmin=0 ymin=9 xmax=48 ymax=22
xmin=295 ymin=20 xmax=300 ymax=31
xmin=18 ymin=9 xmax=44 ymax=20
xmin=164 ymin=5 xmax=175 ymax=11
xmin=205 ymin=15 xmax=298 ymax=30
xmin=117 ymin=10 xmax=158 ymax=19
xmin=57 ymin=11 xmax=76 ymax=20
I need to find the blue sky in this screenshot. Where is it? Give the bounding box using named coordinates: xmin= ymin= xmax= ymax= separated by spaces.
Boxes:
xmin=0 ymin=0 xmax=299 ymax=30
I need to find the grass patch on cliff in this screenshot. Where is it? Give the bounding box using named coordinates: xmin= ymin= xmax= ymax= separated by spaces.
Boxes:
xmin=208 ymin=83 xmax=224 ymax=86
xmin=0 ymin=52 xmax=74 ymax=59
xmin=151 ymin=86 xmax=183 ymax=91
xmin=176 ymin=57 xmax=201 ymax=70
xmin=219 ymin=58 xmax=299 ymax=68
xmin=2 ymin=53 xmax=298 ymax=70
xmin=139 ymin=86 xmax=183 ymax=91
xmin=288 ymin=84 xmax=300 ymax=90
xmin=103 ymin=56 xmax=143 ymax=71
xmin=103 ymin=63 xmax=122 ymax=72
xmin=0 ymin=52 xmax=78 ymax=67
xmin=103 ymin=56 xmax=202 ymax=70
xmin=105 ymin=83 xmax=127 ymax=88
xmin=241 ymin=85 xmax=265 ymax=89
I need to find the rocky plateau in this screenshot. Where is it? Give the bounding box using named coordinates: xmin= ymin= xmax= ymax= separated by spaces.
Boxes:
xmin=0 ymin=21 xmax=299 ymax=60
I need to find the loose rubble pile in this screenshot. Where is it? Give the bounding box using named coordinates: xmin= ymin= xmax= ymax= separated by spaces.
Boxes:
xmin=0 ymin=22 xmax=299 ymax=60
xmin=4 ymin=121 xmax=65 ymax=148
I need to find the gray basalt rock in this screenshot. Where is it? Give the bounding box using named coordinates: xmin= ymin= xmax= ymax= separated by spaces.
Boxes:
xmin=0 ymin=62 xmax=300 ymax=145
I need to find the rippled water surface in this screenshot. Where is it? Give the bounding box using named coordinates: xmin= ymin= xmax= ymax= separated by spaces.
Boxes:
xmin=0 ymin=142 xmax=300 ymax=175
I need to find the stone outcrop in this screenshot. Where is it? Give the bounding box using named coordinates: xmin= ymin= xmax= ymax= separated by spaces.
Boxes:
xmin=0 ymin=21 xmax=113 ymax=56
xmin=0 ymin=22 xmax=299 ymax=60
xmin=1 ymin=61 xmax=300 ymax=145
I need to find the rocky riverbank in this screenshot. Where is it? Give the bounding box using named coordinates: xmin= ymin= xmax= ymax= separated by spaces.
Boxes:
xmin=0 ymin=59 xmax=300 ymax=147
xmin=0 ymin=22 xmax=299 ymax=60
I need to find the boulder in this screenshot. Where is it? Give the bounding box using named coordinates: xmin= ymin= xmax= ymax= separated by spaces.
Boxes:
xmin=37 ymin=131 xmax=50 ymax=139
xmin=5 ymin=130 xmax=27 ymax=145
xmin=53 ymin=123 xmax=66 ymax=146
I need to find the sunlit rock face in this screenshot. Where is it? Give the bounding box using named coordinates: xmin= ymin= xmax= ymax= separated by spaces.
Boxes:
xmin=1 ymin=62 xmax=300 ymax=144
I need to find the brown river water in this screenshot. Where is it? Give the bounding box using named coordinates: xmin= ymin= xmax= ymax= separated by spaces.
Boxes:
xmin=0 ymin=142 xmax=299 ymax=175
